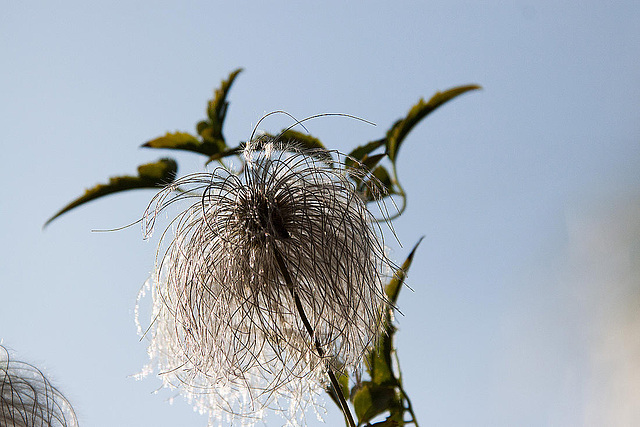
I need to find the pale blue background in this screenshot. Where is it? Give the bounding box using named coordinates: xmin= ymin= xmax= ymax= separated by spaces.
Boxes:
xmin=2 ymin=2 xmax=640 ymax=426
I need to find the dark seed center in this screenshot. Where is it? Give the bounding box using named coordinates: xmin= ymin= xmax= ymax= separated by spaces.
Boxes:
xmin=244 ymin=193 xmax=290 ymax=240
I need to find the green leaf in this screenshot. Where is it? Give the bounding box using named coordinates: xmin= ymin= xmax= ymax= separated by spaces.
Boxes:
xmin=142 ymin=69 xmax=243 ymax=157
xmin=360 ymin=165 xmax=394 ymax=202
xmin=386 ymin=84 xmax=481 ymax=162
xmin=142 ymin=131 xmax=225 ymax=156
xmin=346 ymin=138 xmax=386 ymax=169
xmin=275 ymin=129 xmax=326 ymax=151
xmin=361 ymin=153 xmax=387 ymax=171
xmin=348 ymin=139 xmax=386 ymax=162
xmin=366 ymin=333 xmax=396 ymax=386
xmin=44 ymin=158 xmax=177 ymax=227
xmin=366 ymin=238 xmax=424 ymax=385
xmin=350 ymin=153 xmax=387 ymax=196
xmin=372 ymin=165 xmax=393 ymax=191
xmin=274 ymin=129 xmax=334 ymax=164
xmin=385 ymin=237 xmax=424 ymax=304
xmin=353 ymin=382 xmax=397 ymax=426
xmin=207 ymin=68 xmax=243 ymax=141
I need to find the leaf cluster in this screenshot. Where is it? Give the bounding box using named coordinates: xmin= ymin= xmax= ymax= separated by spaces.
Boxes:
xmin=45 ymin=68 xmax=478 ymax=226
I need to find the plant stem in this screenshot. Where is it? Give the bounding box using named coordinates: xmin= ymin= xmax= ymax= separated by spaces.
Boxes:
xmin=273 ymin=246 xmax=357 ymax=427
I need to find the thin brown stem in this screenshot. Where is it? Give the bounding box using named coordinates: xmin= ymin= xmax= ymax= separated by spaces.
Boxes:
xmin=273 ymin=246 xmax=357 ymax=427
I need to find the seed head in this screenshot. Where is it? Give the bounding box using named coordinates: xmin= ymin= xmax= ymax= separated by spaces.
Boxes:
xmin=138 ymin=137 xmax=394 ymax=425
xmin=1 ymin=346 xmax=78 ymax=427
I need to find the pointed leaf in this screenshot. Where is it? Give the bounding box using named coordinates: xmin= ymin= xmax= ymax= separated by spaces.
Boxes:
xmin=386 ymin=84 xmax=481 ymax=162
xmin=385 ymin=237 xmax=424 ymax=304
xmin=360 ymin=165 xmax=395 ymax=202
xmin=366 ymin=238 xmax=424 ymax=385
xmin=353 ymin=382 xmax=397 ymax=426
xmin=361 ymin=153 xmax=386 ymax=171
xmin=207 ymin=68 xmax=243 ymax=141
xmin=372 ymin=165 xmax=393 ymax=189
xmin=349 ymin=153 xmax=387 ymax=194
xmin=143 ymin=69 xmax=242 ymax=157
xmin=366 ymin=333 xmax=396 ymax=386
xmin=44 ymin=158 xmax=177 ymax=227
xmin=348 ymin=138 xmax=386 ymax=161
xmin=346 ymin=138 xmax=386 ymax=169
xmin=142 ymin=131 xmax=225 ymax=157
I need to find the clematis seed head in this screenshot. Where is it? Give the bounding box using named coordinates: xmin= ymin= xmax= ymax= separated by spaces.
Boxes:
xmin=138 ymin=137 xmax=395 ymax=425
xmin=1 ymin=346 xmax=78 ymax=427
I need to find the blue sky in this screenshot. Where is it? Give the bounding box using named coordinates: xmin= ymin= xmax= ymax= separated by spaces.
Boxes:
xmin=2 ymin=2 xmax=639 ymax=426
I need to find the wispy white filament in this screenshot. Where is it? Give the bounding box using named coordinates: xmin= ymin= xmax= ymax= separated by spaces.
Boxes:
xmin=0 ymin=346 xmax=78 ymax=427
xmin=138 ymin=138 xmax=393 ymax=425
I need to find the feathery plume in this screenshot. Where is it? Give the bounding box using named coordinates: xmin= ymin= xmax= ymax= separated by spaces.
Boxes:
xmin=1 ymin=346 xmax=78 ymax=427
xmin=137 ymin=136 xmax=394 ymax=425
